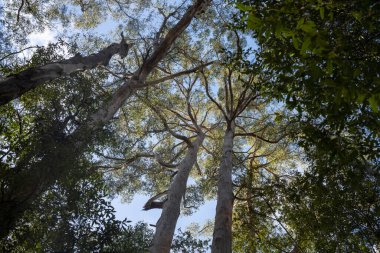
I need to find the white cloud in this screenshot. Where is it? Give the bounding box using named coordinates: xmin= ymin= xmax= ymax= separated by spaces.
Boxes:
xmin=26 ymin=25 xmax=73 ymax=58
xmin=27 ymin=27 xmax=57 ymax=47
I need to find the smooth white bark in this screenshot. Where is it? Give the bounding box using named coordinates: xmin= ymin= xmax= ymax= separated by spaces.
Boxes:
xmin=212 ymin=123 xmax=235 ymax=253
xmin=0 ymin=40 xmax=129 ymax=105
xmin=150 ymin=133 xmax=205 ymax=253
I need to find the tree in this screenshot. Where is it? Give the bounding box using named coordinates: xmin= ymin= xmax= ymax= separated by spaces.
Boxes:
xmin=0 ymin=0 xmax=210 ymax=238
xmin=200 ymin=63 xmax=287 ymax=252
xmin=105 ymin=73 xmax=212 ymax=253
xmin=104 ymin=222 xmax=155 ymax=253
xmin=141 ymin=77 xmax=208 ymax=253
xmin=235 ymin=0 xmax=380 ymax=122
xmin=233 ymin=0 xmax=380 ymax=251
xmin=1 ymin=167 xmax=126 ymax=252
xmin=234 ymin=0 xmax=379 ymax=160
xmin=6 ymin=0 xmax=377 ymax=252
xmin=0 ymin=67 xmax=110 ymax=239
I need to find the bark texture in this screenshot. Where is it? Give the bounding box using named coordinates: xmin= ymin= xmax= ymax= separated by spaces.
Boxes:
xmin=211 ymin=124 xmax=235 ymax=253
xmin=0 ymin=40 xmax=129 ymax=106
xmin=0 ymin=0 xmax=207 ymax=239
xmin=150 ymin=133 xmax=205 ymax=253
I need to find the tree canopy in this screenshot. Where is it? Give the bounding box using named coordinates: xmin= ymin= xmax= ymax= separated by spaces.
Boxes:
xmin=0 ymin=0 xmax=379 ymax=252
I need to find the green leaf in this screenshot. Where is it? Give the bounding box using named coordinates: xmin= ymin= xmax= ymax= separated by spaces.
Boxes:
xmin=300 ymin=21 xmax=317 ymax=34
xmin=36 ymin=242 xmax=42 ymax=250
xmin=328 ymin=11 xmax=334 ymax=20
xmin=236 ymin=3 xmax=252 ymax=12
xmin=319 ymin=7 xmax=325 ymax=20
xmin=282 ymin=29 xmax=294 ymax=38
xmin=297 ymin=18 xmax=305 ymax=28
xmin=356 ymin=93 xmax=366 ymax=103
xmin=292 ymin=35 xmax=300 ymax=50
xmin=353 ymin=68 xmax=361 ymax=78
xmin=368 ymin=95 xmax=379 ymax=112
xmin=247 ymin=14 xmax=262 ymax=29
xmin=300 ymin=37 xmax=312 ymax=55
xmin=326 ymin=60 xmax=333 ymax=74
xmin=351 ymin=11 xmax=362 ymax=21
xmin=275 ymin=25 xmax=283 ymax=39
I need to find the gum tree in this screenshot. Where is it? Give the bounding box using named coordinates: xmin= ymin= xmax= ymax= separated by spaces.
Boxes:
xmin=0 ymin=0 xmax=212 ymax=238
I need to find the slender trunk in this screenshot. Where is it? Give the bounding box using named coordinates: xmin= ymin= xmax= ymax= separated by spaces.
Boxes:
xmin=212 ymin=123 xmax=235 ymax=253
xmin=0 ymin=40 xmax=129 ymax=106
xmin=150 ymin=133 xmax=205 ymax=253
xmin=0 ymin=0 xmax=207 ymax=239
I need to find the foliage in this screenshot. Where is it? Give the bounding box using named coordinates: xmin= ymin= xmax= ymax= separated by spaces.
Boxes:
xmin=0 ymin=42 xmax=125 ymax=250
xmin=0 ymin=37 xmax=118 ymax=239
xmin=2 ymin=0 xmax=378 ymax=252
xmin=283 ymin=132 xmax=380 ymax=252
xmin=233 ymin=0 xmax=380 ymax=251
xmin=234 ymin=0 xmax=379 ymax=163
xmin=105 ymin=224 xmax=210 ymax=253
xmin=233 ymin=191 xmax=295 ymax=253
xmin=104 ymin=222 xmax=154 ymax=253
xmin=235 ymin=0 xmax=380 ymax=117
xmin=171 ymin=229 xmax=210 ymax=253
xmin=1 ymin=171 xmax=126 ymax=253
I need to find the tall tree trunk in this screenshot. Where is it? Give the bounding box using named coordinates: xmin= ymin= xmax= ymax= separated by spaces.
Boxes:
xmin=0 ymin=40 xmax=129 ymax=106
xmin=149 ymin=133 xmax=205 ymax=253
xmin=0 ymin=0 xmax=207 ymax=239
xmin=212 ymin=123 xmax=235 ymax=253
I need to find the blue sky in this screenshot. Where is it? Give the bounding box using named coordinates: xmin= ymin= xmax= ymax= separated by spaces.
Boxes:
xmin=112 ymin=194 xmax=216 ymax=233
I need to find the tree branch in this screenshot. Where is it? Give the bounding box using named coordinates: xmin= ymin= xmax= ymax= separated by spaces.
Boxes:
xmin=235 ymin=131 xmax=285 ymax=144
xmin=145 ymin=61 xmax=214 ymax=86
xmin=0 ymin=37 xmax=130 ymax=106
xmin=143 ymin=191 xmax=169 ymax=210
xmin=138 ymin=0 xmax=209 ymax=79
xmin=141 ymin=99 xmax=192 ymax=146
xmin=201 ymin=70 xmax=229 ymax=121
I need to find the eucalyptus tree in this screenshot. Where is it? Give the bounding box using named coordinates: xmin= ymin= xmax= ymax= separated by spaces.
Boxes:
xmin=143 ymin=77 xmax=209 ymax=253
xmin=197 ymin=56 xmax=293 ymax=251
xmin=96 ymin=71 xmax=214 ymax=253
xmin=210 ymin=73 xmax=247 ymax=252
xmin=0 ymin=0 xmax=213 ymax=239
xmin=200 ymin=66 xmax=257 ymax=252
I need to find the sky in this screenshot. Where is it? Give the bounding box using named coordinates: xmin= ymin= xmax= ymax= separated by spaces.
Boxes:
xmin=112 ymin=194 xmax=216 ymax=233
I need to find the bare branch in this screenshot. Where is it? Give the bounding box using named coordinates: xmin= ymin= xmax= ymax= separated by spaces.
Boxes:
xmin=164 ymin=107 xmax=194 ymax=130
xmin=0 ymin=46 xmax=40 ymax=62
xmin=201 ymin=70 xmax=229 ymax=121
xmin=141 ymin=99 xmax=192 ymax=146
xmin=16 ymin=0 xmax=25 ymax=23
xmin=0 ymin=38 xmax=130 ymax=105
xmin=143 ymin=191 xmax=168 ymax=210
xmin=235 ymin=131 xmax=285 ymax=144
xmin=146 ymin=61 xmax=214 ymax=86
xmin=156 ymin=156 xmax=180 ymax=168
xmin=138 ymin=0 xmax=209 ymax=79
